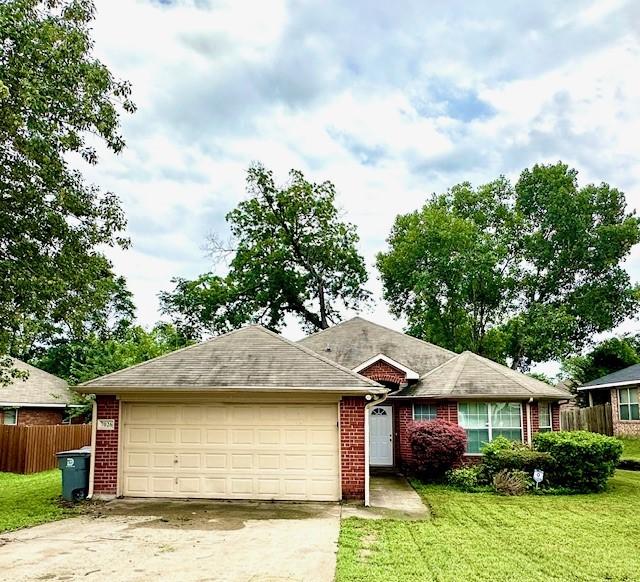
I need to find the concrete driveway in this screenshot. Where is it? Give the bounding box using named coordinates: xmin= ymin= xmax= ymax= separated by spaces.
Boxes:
xmin=0 ymin=499 xmax=340 ymax=582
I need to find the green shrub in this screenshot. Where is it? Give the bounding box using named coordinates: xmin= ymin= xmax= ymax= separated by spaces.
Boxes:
xmin=493 ymin=469 xmax=530 ymax=496
xmin=533 ymin=431 xmax=623 ymax=492
xmin=445 ymin=466 xmax=482 ymax=491
xmin=481 ymin=436 xmax=554 ymax=480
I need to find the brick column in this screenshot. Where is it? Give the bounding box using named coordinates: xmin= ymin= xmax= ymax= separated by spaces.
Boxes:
xmin=94 ymin=395 xmax=120 ymax=496
xmin=397 ymin=402 xmax=413 ymax=468
xmin=531 ymin=402 xmax=540 ymax=434
xmin=340 ymin=397 xmax=366 ymax=499
xmin=551 ymin=402 xmax=561 ymax=431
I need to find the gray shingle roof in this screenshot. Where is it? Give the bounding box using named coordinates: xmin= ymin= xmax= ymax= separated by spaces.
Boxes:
xmin=297 ymin=317 xmax=455 ymax=375
xmin=578 ymin=363 xmax=640 ymax=390
xmin=398 ymin=351 xmax=573 ymax=399
xmin=78 ymin=325 xmax=384 ymax=393
xmin=0 ymin=359 xmax=73 ymax=406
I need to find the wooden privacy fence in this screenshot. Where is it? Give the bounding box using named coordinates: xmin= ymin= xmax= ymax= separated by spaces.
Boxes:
xmin=560 ymin=403 xmax=613 ymax=436
xmin=0 ymin=424 xmax=91 ymax=474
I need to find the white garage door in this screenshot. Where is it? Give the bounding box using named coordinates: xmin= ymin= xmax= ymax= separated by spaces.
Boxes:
xmin=121 ymin=402 xmax=340 ymax=501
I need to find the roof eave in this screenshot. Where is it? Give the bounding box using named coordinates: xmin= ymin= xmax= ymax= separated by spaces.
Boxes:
xmin=578 ymin=379 xmax=640 ymax=391
xmin=75 ymin=385 xmax=388 ymax=395
xmin=390 ymin=392 xmax=573 ymax=400
xmin=0 ymin=402 xmax=80 ymax=408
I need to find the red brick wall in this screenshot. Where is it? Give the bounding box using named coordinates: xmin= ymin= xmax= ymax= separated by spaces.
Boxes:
xmin=551 ymin=402 xmax=560 ymax=431
xmin=397 ymin=402 xmax=413 ymax=467
xmin=359 ymin=360 xmax=406 ymax=385
xmin=531 ymin=402 xmax=540 ymax=434
xmin=16 ymin=407 xmax=65 ymax=426
xmin=340 ymin=397 xmax=366 ymax=499
xmin=94 ymin=395 xmax=120 ymax=495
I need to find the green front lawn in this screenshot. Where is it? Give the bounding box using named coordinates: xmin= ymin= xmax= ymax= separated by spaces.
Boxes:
xmin=620 ymin=437 xmax=640 ymax=460
xmin=0 ymin=470 xmax=72 ymax=532
xmin=337 ymin=471 xmax=640 ymax=582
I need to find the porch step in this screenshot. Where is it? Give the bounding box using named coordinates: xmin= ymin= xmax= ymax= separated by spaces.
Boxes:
xmin=370 ymin=466 xmax=399 ymax=476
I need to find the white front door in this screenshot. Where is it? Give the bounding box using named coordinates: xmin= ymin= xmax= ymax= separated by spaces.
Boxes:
xmin=369 ymin=405 xmax=393 ymax=466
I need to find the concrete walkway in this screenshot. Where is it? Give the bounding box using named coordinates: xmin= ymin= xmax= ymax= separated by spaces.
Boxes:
xmin=342 ymin=475 xmax=430 ymax=520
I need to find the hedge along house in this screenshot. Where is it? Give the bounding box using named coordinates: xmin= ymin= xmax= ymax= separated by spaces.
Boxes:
xmin=298 ymin=318 xmax=572 ymax=469
xmin=77 ymin=326 xmax=387 ymax=504
xmin=0 ymin=359 xmax=80 ymax=425
xmin=577 ymin=364 xmax=640 ymax=436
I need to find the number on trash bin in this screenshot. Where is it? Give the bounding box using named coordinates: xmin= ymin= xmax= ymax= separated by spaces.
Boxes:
xmin=66 ymin=458 xmax=74 ymax=467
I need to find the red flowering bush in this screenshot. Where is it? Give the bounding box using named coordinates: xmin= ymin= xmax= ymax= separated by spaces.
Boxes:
xmin=408 ymin=420 xmax=467 ymax=480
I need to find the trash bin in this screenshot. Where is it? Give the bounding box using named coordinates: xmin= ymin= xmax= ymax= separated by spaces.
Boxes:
xmin=56 ymin=447 xmax=91 ymax=502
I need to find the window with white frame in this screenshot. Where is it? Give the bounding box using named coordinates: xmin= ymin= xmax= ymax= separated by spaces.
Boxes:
xmin=413 ymin=403 xmax=437 ymax=421
xmin=619 ymin=387 xmax=640 ymax=421
xmin=538 ymin=402 xmax=552 ymax=432
xmin=458 ymin=402 xmax=522 ymax=454
xmin=2 ymin=408 xmax=17 ymax=425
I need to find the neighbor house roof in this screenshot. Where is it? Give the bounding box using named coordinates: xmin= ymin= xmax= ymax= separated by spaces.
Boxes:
xmin=396 ymin=351 xmax=573 ymax=400
xmin=0 ymin=359 xmax=73 ymax=407
xmin=578 ymin=363 xmax=640 ymax=391
xmin=78 ymin=325 xmax=385 ymax=393
xmin=298 ymin=317 xmax=455 ymax=376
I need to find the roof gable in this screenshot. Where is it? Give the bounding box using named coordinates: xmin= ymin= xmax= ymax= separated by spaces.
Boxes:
xmin=298 ymin=317 xmax=455 ymax=376
xmin=78 ymin=325 xmax=384 ymax=392
xmin=0 ymin=359 xmax=72 ymax=406
xmin=399 ymin=351 xmax=573 ymax=400
xmin=353 ymin=353 xmax=419 ymax=380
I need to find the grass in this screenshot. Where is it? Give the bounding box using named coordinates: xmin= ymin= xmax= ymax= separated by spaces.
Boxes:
xmin=619 ymin=437 xmax=640 ymax=460
xmin=0 ymin=470 xmax=74 ymax=533
xmin=337 ymin=471 xmax=640 ymax=582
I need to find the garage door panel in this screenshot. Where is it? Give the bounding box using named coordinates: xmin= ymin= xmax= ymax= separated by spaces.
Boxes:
xmin=206 ymin=429 xmax=226 ymax=444
xmin=155 ymin=428 xmax=176 ymax=443
xmin=257 ymin=429 xmax=280 ymax=444
xmin=123 ymin=403 xmax=339 ymax=500
xmin=231 ymin=429 xmax=254 ymax=444
xmin=231 ymin=454 xmax=252 ymax=470
xmin=257 ymin=454 xmax=280 ymax=470
xmin=156 ymin=406 xmax=179 ymax=424
xmin=151 ymin=476 xmax=175 ymax=494
xmin=179 ymin=428 xmax=201 ymax=443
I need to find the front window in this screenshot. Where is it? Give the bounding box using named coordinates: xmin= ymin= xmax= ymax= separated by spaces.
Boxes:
xmin=619 ymin=388 xmax=640 ymax=421
xmin=2 ymin=408 xmax=17 ymax=425
xmin=458 ymin=402 xmax=522 ymax=454
xmin=538 ymin=402 xmax=552 ymax=432
xmin=413 ymin=403 xmax=437 ymax=421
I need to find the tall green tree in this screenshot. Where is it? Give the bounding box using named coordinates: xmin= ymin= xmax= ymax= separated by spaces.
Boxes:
xmin=35 ymin=323 xmax=192 ymax=417
xmin=561 ymin=336 xmax=640 ymax=385
xmin=377 ymin=163 xmax=640 ymax=370
xmin=160 ymin=164 xmax=370 ymax=337
xmin=0 ymin=0 xmax=135 ymax=383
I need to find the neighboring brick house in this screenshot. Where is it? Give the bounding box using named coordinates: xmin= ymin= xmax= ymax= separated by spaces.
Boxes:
xmin=578 ymin=364 xmax=640 ymax=437
xmin=299 ymin=318 xmax=571 ymax=470
xmin=79 ymin=318 xmax=572 ymax=505
xmin=0 ymin=359 xmax=80 ymax=426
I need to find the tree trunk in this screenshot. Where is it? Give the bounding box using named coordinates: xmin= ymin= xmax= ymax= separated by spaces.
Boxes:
xmin=318 ymin=280 xmax=328 ymax=329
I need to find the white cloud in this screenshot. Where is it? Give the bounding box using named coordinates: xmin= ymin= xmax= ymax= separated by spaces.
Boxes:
xmin=84 ymin=0 xmax=640 ymax=353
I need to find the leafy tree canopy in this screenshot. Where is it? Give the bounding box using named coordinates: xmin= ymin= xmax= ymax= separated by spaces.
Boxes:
xmin=35 ymin=323 xmax=192 ymax=417
xmin=561 ymin=336 xmax=640 ymax=385
xmin=0 ymin=0 xmax=136 ymax=383
xmin=377 ymin=163 xmax=640 ymax=370
xmin=160 ymin=164 xmax=370 ymax=338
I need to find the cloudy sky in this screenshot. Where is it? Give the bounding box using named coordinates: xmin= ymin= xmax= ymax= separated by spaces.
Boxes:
xmin=85 ymin=0 xmax=640 ymax=354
